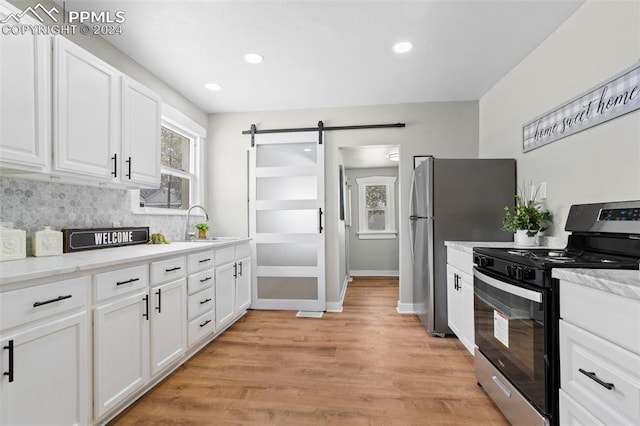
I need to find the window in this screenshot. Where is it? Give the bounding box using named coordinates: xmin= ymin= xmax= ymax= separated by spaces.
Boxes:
xmin=132 ymin=103 xmax=206 ymax=215
xmin=355 ymin=176 xmax=397 ymax=239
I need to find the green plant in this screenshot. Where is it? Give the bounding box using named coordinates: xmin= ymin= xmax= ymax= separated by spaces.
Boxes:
xmin=502 ymin=185 xmax=553 ymax=237
xmin=147 ymin=233 xmax=170 ymax=244
xmin=195 ymin=223 xmax=209 ymax=231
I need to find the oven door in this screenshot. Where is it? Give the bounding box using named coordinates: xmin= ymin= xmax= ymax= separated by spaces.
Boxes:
xmin=473 ymin=267 xmax=548 ymax=414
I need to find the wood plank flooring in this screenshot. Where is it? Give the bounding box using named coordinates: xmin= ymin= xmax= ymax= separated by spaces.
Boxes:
xmin=110 ymin=277 xmax=507 ymax=425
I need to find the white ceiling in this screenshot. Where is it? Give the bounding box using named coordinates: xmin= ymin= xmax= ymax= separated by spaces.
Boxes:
xmin=59 ymin=0 xmax=584 ymax=114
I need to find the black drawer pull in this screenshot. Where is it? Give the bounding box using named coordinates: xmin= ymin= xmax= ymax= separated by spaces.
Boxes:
xmin=33 ymin=294 xmax=72 ymax=308
xmin=199 ymin=319 xmax=211 ymax=328
xmin=165 ymin=267 xmax=182 ymax=272
xmin=142 ymin=295 xmax=149 ymax=320
xmin=200 ymin=277 xmax=212 ymax=283
xmin=116 ymin=278 xmax=140 ymax=286
xmin=155 ymin=288 xmax=162 ymax=313
xmin=199 ymin=298 xmax=212 ymax=305
xmin=3 ymin=340 xmax=14 ymax=382
xmin=578 ymin=368 xmax=615 ymax=390
xmin=198 ymin=258 xmax=211 ymax=263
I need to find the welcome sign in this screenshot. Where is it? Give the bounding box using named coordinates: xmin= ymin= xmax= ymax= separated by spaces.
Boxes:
xmin=62 ymin=227 xmax=149 ymax=253
xmin=522 ymin=62 xmax=640 ymax=152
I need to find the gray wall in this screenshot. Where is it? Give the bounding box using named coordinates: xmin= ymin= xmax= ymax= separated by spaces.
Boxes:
xmin=207 ymin=101 xmax=479 ymax=309
xmin=479 ymin=1 xmax=640 ymax=242
xmin=345 ymin=167 xmax=399 ymax=274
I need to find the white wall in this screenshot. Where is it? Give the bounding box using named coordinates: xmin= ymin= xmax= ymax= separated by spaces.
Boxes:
xmin=480 ymin=0 xmax=640 ymax=240
xmin=207 ymin=101 xmax=479 ymax=308
xmin=346 ymin=167 xmax=399 ymax=274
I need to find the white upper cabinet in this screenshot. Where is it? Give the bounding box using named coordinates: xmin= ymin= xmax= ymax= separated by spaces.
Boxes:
xmin=53 ymin=36 xmax=120 ymax=182
xmin=122 ymin=76 xmax=161 ymax=188
xmin=0 ymin=2 xmax=50 ymax=172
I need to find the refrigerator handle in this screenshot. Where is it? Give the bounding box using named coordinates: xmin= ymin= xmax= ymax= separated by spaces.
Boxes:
xmin=409 ymin=218 xmax=415 ymax=263
xmin=409 ymin=170 xmax=417 ymax=262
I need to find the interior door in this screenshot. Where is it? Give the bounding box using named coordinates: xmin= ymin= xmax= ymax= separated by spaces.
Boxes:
xmin=249 ymin=131 xmax=325 ymax=311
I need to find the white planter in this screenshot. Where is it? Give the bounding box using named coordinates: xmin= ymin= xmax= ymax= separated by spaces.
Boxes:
xmin=514 ymin=230 xmax=538 ymax=246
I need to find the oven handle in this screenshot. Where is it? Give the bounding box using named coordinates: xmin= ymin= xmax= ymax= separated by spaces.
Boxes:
xmin=473 ymin=268 xmax=543 ymax=303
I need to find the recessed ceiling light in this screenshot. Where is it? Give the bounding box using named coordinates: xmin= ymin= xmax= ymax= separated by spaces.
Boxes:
xmin=205 ymin=83 xmax=222 ymax=91
xmin=244 ymin=53 xmax=264 ymax=64
xmin=388 ymin=152 xmax=399 ymax=161
xmin=392 ymin=41 xmax=413 ymax=54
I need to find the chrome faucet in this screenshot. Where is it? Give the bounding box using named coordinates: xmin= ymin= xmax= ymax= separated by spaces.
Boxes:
xmin=185 ymin=205 xmax=209 ymax=240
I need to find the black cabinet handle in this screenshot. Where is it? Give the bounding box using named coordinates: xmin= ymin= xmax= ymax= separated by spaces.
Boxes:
xmin=111 ymin=154 xmax=117 ymax=177
xmin=319 ymin=207 xmax=324 ymax=233
xmin=200 ymin=276 xmax=212 ymax=283
xmin=3 ymin=340 xmax=13 ymax=382
xmin=33 ymin=294 xmax=72 ymax=308
xmin=198 ymin=258 xmax=211 ymax=263
xmin=155 ymin=288 xmax=162 ymax=313
xmin=126 ymin=156 xmax=132 ymax=179
xmin=142 ymin=295 xmax=149 ymax=320
xmin=578 ymin=368 xmax=615 ymax=390
xmin=238 ymin=261 xmax=243 ymax=277
xmin=199 ymin=319 xmax=211 ymax=328
xmin=116 ymin=278 xmax=140 ymax=286
xmin=233 ymin=263 xmax=237 ymax=279
xmin=199 ymin=298 xmax=212 ymax=305
xmin=165 ymin=267 xmax=182 ymax=272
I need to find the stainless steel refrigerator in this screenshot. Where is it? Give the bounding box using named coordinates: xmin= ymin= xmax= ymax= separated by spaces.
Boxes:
xmin=410 ymin=157 xmax=515 ymax=335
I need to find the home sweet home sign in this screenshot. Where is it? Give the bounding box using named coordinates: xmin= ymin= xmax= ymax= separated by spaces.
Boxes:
xmin=522 ymin=62 xmax=640 ymax=152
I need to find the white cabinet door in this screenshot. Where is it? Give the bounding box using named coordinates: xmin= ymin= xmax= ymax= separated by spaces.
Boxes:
xmin=446 ymin=264 xmax=462 ymax=337
xmin=122 ymin=76 xmax=161 ymax=188
xmin=235 ymin=256 xmax=251 ymax=312
xmin=0 ymin=312 xmax=88 ymax=425
xmin=94 ymin=290 xmax=149 ymax=419
xmin=150 ymin=279 xmax=186 ymax=376
xmin=215 ymin=262 xmax=236 ymax=329
xmin=0 ymin=2 xmax=50 ymax=172
xmin=54 ymin=36 xmax=119 ymax=181
xmin=459 ymin=271 xmax=475 ymax=354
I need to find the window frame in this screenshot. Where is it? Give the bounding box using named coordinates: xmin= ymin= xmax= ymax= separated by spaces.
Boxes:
xmin=131 ymin=103 xmax=206 ymax=216
xmin=355 ymin=176 xmax=397 ymax=239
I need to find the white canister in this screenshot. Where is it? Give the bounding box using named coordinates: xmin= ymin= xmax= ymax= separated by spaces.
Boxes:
xmin=0 ymin=223 xmax=26 ymax=261
xmin=33 ymin=226 xmax=63 ymax=257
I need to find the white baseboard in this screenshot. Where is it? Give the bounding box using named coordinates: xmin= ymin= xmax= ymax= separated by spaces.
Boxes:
xmin=396 ymin=301 xmax=416 ymax=314
xmin=350 ymin=270 xmax=399 ymax=277
xmin=326 ymin=275 xmax=349 ymax=313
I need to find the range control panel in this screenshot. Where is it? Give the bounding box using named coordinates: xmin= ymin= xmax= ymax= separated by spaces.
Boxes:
xmin=599 ymin=208 xmax=640 ymax=221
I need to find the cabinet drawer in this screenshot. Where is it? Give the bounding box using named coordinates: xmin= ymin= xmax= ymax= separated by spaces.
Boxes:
xmin=447 ymin=248 xmax=473 ymax=276
xmin=1 ymin=276 xmax=89 ymax=330
xmin=560 ymin=320 xmax=640 ymax=425
xmin=187 ymin=250 xmax=214 ymax=274
xmin=236 ymin=242 xmax=251 ymax=259
xmin=188 ymin=311 xmax=215 ymax=347
xmin=559 ymin=389 xmax=605 ymax=426
xmin=94 ymin=264 xmax=148 ymax=302
xmin=150 ymin=256 xmax=186 ymax=286
xmin=560 ymin=280 xmax=640 ymax=354
xmin=187 ymin=287 xmax=214 ymax=321
xmin=215 ymin=246 xmax=235 ymax=266
xmin=187 ymin=269 xmax=214 ymax=295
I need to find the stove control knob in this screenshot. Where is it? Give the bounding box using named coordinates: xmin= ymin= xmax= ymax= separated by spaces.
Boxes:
xmin=522 ymin=268 xmax=535 ymax=280
xmin=506 ymin=265 xmax=516 ymax=278
xmin=474 ymin=255 xmax=494 ymax=268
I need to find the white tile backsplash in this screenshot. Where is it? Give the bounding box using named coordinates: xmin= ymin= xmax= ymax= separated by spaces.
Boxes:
xmin=0 ymin=177 xmax=186 ymax=255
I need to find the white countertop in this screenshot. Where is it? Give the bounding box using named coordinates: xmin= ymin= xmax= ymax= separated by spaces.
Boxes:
xmin=553 ymin=268 xmax=640 ymax=301
xmin=444 ymin=239 xmax=564 ymax=254
xmin=0 ymin=238 xmax=250 ymax=287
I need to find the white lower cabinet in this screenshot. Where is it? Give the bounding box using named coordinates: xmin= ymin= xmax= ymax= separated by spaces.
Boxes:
xmin=445 ymin=247 xmax=475 ymax=355
xmin=94 ymin=289 xmax=150 ymax=419
xmin=215 ymin=261 xmax=236 ymax=329
xmin=0 ymin=311 xmax=88 ymax=425
xmin=150 ymin=278 xmax=187 ymax=375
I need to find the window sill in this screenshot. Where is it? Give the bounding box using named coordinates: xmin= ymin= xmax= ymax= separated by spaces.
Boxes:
xmin=357 ymin=231 xmax=397 ymax=240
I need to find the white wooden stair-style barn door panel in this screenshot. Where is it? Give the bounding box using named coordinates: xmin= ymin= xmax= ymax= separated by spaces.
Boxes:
xmin=249 ymin=131 xmax=325 ymax=311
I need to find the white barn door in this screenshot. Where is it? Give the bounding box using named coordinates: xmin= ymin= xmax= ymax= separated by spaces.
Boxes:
xmin=249 ymin=131 xmax=325 ymax=311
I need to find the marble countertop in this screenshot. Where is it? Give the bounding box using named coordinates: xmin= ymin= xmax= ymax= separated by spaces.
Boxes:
xmin=444 ymin=239 xmax=564 ymax=254
xmin=0 ymin=238 xmax=250 ymax=287
xmin=553 ymin=268 xmax=640 ymax=301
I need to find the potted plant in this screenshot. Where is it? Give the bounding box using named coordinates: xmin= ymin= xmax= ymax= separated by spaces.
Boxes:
xmin=502 ymin=185 xmax=552 ymax=246
xmin=195 ymin=223 xmax=209 ymax=239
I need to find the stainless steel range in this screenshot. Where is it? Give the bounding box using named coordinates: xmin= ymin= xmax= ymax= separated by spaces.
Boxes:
xmin=472 ymin=201 xmax=640 ymax=426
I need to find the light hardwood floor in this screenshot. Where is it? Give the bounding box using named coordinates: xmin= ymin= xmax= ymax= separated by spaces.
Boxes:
xmin=110 ymin=277 xmax=508 ymax=425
